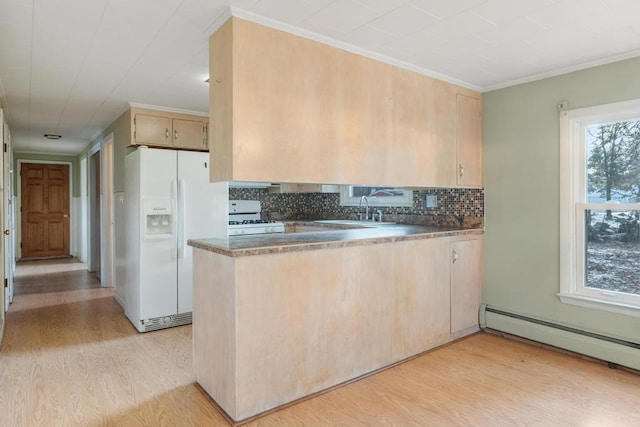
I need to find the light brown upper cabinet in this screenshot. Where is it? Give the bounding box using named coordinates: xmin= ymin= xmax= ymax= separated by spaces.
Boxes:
xmin=133 ymin=112 xmax=172 ymax=147
xmin=130 ymin=108 xmax=208 ymax=151
xmin=456 ymin=94 xmax=482 ymax=187
xmin=171 ymin=118 xmax=208 ymax=150
xmin=391 ymin=68 xmax=457 ymax=187
xmin=209 ymin=17 xmax=480 ymax=187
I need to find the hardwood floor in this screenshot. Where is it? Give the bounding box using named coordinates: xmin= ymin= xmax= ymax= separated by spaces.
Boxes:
xmin=1 ymin=258 xmax=639 ymax=426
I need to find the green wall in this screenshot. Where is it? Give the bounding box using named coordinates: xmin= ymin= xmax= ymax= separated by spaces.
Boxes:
xmin=14 ymin=152 xmax=80 ymax=197
xmin=82 ymin=108 xmax=131 ymax=193
xmin=483 ymin=56 xmax=640 ymax=343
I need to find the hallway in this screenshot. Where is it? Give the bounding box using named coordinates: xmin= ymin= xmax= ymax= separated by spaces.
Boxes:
xmin=1 ymin=259 xmax=640 ymax=426
xmin=0 ymin=258 xmax=223 ymax=426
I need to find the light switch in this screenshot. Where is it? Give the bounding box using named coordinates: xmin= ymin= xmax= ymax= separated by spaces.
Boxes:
xmin=426 ymin=195 xmax=437 ymax=208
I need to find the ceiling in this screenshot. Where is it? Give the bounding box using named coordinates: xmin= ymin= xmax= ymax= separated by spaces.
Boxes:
xmin=1 ymin=0 xmax=640 ymax=155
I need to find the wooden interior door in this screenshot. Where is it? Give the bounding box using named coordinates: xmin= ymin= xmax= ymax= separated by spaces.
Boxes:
xmin=21 ymin=163 xmax=70 ymax=259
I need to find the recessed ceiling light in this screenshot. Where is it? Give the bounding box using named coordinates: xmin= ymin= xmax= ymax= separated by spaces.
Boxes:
xmin=44 ymin=134 xmax=62 ymax=140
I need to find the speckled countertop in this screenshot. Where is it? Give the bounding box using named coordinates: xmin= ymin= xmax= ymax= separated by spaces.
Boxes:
xmin=187 ymin=221 xmax=483 ymax=257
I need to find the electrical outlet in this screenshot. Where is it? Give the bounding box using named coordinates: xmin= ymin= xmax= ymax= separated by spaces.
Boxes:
xmin=426 ymin=195 xmax=437 ymax=208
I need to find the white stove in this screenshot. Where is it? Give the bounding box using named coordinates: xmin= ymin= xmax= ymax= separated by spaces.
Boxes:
xmin=228 ymin=200 xmax=285 ymax=236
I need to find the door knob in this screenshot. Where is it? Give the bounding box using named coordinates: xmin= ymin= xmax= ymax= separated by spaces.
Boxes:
xmin=3 ymin=230 xmax=9 ymax=236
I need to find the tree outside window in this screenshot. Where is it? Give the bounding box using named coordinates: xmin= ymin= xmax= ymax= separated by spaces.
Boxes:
xmin=585 ymin=120 xmax=640 ymax=297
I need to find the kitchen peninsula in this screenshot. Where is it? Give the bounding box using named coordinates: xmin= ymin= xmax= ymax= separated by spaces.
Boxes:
xmin=199 ymin=11 xmax=484 ymax=423
xmin=188 ymin=224 xmax=482 ymax=422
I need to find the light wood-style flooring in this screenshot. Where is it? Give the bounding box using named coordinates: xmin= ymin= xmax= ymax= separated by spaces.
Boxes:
xmin=1 ymin=258 xmax=639 ymax=426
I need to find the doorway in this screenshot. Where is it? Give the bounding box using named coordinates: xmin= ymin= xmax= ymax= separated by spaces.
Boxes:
xmin=86 ymin=135 xmax=114 ymax=288
xmin=3 ymin=123 xmax=14 ymax=309
xmin=89 ymin=151 xmax=101 ymax=279
xmin=20 ymin=163 xmax=70 ymax=259
xmin=101 ymin=138 xmax=114 ymax=288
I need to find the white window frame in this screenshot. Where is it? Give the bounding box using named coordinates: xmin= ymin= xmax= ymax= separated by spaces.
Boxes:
xmin=559 ymin=99 xmax=640 ymax=317
xmin=340 ymin=185 xmax=413 ymax=207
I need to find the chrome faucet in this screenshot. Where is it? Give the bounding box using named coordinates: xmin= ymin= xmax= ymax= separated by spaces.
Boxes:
xmin=359 ymin=195 xmax=369 ymax=221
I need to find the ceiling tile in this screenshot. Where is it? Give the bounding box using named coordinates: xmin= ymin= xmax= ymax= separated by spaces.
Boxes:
xmin=352 ymin=0 xmax=411 ymax=14
xmin=409 ymin=0 xmax=487 ymax=20
xmin=230 ymin=0 xmax=261 ymax=10
xmin=368 ymin=4 xmax=440 ymax=38
xmin=250 ymin=0 xmax=328 ymax=24
xmin=379 ymin=29 xmax=447 ymax=55
xmin=470 ymin=0 xmax=555 ymax=25
xmin=526 ymin=0 xmax=610 ymax=30
xmin=304 ymin=0 xmax=381 ymax=33
xmin=425 ymin=11 xmax=496 ymax=42
xmin=438 ymin=35 xmax=497 ymax=57
xmin=474 ymin=17 xmax=548 ymax=47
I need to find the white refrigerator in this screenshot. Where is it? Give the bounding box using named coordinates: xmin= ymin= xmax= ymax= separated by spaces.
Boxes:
xmin=118 ymin=147 xmax=219 ymax=332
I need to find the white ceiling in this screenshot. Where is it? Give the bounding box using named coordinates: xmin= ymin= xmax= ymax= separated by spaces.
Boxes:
xmin=1 ymin=0 xmax=640 ymax=155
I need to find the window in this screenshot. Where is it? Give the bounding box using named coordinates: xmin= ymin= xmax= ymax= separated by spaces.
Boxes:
xmin=340 ymin=186 xmax=413 ymax=207
xmin=559 ymin=99 xmax=640 ymax=317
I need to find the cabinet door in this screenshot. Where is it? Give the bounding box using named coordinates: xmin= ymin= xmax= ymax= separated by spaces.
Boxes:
xmin=392 ymin=238 xmax=451 ymax=360
xmin=450 ymin=238 xmax=483 ymax=334
xmin=173 ymin=118 xmax=207 ymax=150
xmin=392 ymin=71 xmax=457 ymax=187
xmin=456 ymin=94 xmax=482 ymax=187
xmin=134 ymin=113 xmax=171 ymax=146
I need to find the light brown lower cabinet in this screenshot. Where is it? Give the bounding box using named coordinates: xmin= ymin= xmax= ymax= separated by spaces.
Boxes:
xmin=192 ymin=233 xmax=483 ymax=422
xmin=391 ymin=238 xmax=451 ymax=361
xmin=450 ymin=237 xmax=484 ymax=334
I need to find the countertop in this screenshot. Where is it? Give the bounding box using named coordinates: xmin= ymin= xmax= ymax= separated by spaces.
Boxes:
xmin=188 ymin=221 xmax=483 ymax=257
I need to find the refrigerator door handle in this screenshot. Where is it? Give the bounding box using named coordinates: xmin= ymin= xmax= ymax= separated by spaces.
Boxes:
xmin=171 ymin=179 xmax=178 ymax=260
xmin=177 ymin=178 xmax=186 ymax=259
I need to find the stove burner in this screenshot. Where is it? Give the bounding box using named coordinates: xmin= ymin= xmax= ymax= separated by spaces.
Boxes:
xmin=229 ymin=219 xmax=276 ymax=225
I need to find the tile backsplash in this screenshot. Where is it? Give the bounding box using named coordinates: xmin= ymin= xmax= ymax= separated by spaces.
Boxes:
xmin=229 ymin=187 xmax=484 ymax=229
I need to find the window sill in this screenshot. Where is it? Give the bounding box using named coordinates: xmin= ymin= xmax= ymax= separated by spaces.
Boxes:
xmin=558 ymin=293 xmax=640 ymax=318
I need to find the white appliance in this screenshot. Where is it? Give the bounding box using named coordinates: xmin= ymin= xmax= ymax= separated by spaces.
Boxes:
xmin=228 ymin=200 xmax=285 ymax=235
xmin=120 ymin=147 xmax=219 ymax=332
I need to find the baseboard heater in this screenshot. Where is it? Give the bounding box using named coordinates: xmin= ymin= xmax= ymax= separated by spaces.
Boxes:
xmin=479 ymin=304 xmax=640 ymax=371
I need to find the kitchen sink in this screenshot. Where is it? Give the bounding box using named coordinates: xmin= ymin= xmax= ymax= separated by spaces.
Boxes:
xmin=314 ymin=220 xmax=396 ymax=226
xmin=283 ymin=221 xmax=367 ymax=234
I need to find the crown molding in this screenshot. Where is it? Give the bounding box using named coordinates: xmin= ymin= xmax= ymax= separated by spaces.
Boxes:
xmin=483 ymin=50 xmax=640 ymax=92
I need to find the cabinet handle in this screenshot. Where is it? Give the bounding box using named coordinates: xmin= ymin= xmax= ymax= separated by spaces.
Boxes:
xmin=165 ymin=128 xmax=169 ymax=139
xmin=452 ymin=250 xmax=458 ymax=264
xmin=459 ymin=164 xmax=464 ymax=177
xmin=174 ymin=129 xmax=178 ymax=141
